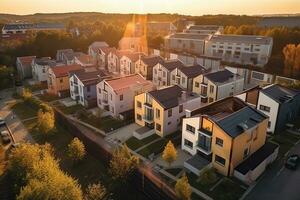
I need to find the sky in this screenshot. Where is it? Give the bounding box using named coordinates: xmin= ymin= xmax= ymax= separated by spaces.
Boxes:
xmin=0 ymin=0 xmax=300 ymax=16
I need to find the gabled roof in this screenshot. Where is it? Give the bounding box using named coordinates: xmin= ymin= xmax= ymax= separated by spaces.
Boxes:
xmin=35 ymin=57 xmax=56 ymax=66
xmin=89 ymin=41 xmax=109 ymax=53
xmin=51 ymin=64 xmax=82 ymax=78
xmin=141 ymin=55 xmax=164 ymax=67
xmin=261 ymin=84 xmax=300 ymax=104
xmin=105 ymin=74 xmax=152 ymax=95
xmin=160 ymin=59 xmax=185 ymax=71
xmin=74 ymin=70 xmax=108 ymax=86
xmin=178 ymin=64 xmax=208 ymax=78
xmin=148 ymin=85 xmax=184 ymax=110
xmin=17 ymin=56 xmax=36 ymax=66
xmin=204 ymin=69 xmax=242 ymax=84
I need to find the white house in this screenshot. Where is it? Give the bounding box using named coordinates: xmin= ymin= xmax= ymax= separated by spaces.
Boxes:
xmin=32 ymin=57 xmax=56 ymax=82
xmin=98 ymin=47 xmax=116 ymax=69
xmin=16 ymin=56 xmax=36 ymax=80
xmin=119 ymin=52 xmax=145 ymax=76
xmin=96 ymin=74 xmax=155 ymax=118
xmin=88 ymin=41 xmax=109 ymax=64
xmin=107 ymin=50 xmax=132 ymax=74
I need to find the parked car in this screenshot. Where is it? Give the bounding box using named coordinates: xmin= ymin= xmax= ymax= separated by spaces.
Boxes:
xmin=0 ymin=118 xmax=5 ymax=127
xmin=285 ymin=154 xmax=300 ymax=170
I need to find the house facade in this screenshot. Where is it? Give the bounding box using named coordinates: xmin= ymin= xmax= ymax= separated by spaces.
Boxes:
xmin=32 ymin=57 xmax=56 ymax=82
xmin=98 ymin=47 xmax=116 ymax=69
xmin=182 ymin=97 xmax=278 ymax=182
xmin=120 ymin=52 xmax=145 ymax=76
xmin=193 ymin=69 xmax=244 ymax=103
xmin=56 ymin=49 xmax=75 ymax=65
xmin=88 ymin=41 xmax=109 ymax=66
xmin=47 ymin=64 xmax=82 ymax=96
xmin=96 ymin=74 xmax=155 ymax=118
xmin=135 ymin=85 xmax=201 ymax=137
xmin=16 ymin=56 xmax=36 ymax=80
xmin=135 ymin=55 xmax=164 ymax=80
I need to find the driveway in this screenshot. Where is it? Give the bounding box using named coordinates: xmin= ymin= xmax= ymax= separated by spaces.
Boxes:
xmin=0 ymin=89 xmax=34 ymax=143
xmin=245 ymin=142 xmax=300 ymax=200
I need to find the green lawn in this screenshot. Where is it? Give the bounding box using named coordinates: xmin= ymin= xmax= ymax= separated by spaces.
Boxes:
xmin=24 ymin=83 xmax=47 ymax=92
xmin=165 ymin=168 xmax=182 ymax=177
xmin=10 ymin=101 xmax=38 ymax=120
xmin=125 ymin=134 xmax=160 ymax=150
xmin=54 ymin=103 xmax=84 ymax=115
xmin=36 ymin=93 xmax=60 ymax=102
xmin=211 ymin=178 xmax=246 ymax=200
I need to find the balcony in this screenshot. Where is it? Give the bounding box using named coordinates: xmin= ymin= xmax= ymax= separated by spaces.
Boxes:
xmin=197 ymin=136 xmax=212 ymax=155
xmin=198 ymin=128 xmax=212 ymax=137
xmin=144 ymin=102 xmax=153 ymax=108
xmin=102 ymin=98 xmax=108 ymax=104
xmin=143 ymin=115 xmax=154 ymax=123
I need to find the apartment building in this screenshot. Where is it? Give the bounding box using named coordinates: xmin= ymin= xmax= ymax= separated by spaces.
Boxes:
xmin=205 ymin=34 xmax=273 ymax=66
xmin=193 ymin=69 xmax=244 ymax=103
xmin=32 ymin=57 xmax=56 ymax=82
xmin=135 ymin=85 xmax=201 ymax=137
xmin=257 ymin=84 xmax=300 ymax=133
xmin=165 ymin=33 xmax=211 ymax=55
xmin=120 ymin=52 xmax=145 ymax=76
xmin=184 ymin=25 xmax=224 ymax=35
xmin=152 ymin=59 xmax=185 ymax=87
xmin=47 ymin=64 xmax=82 ymax=96
xmin=182 ymin=97 xmax=278 ymax=183
xmin=16 ymin=56 xmax=36 ymax=80
xmin=69 ymin=70 xmax=109 ymax=107
xmin=170 ymin=64 xmax=208 ymax=91
xmin=135 ymin=55 xmax=164 ymax=80
xmin=96 ymin=74 xmax=154 ymax=118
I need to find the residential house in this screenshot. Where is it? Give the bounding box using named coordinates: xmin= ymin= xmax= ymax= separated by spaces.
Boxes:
xmin=119 ymin=36 xmax=148 ymax=54
xmin=182 ymin=97 xmax=278 ymax=183
xmin=98 ymin=47 xmax=116 ymax=69
xmin=120 ymin=52 xmax=145 ymax=76
xmin=16 ymin=56 xmax=36 ymax=80
xmin=47 ymin=64 xmax=82 ymax=96
xmin=70 ymin=70 xmax=109 ymax=107
xmin=249 ymin=70 xmax=275 ymax=86
xmin=135 ymin=85 xmax=201 ymax=137
xmin=107 ymin=50 xmax=132 ymax=74
xmin=164 ymin=33 xmax=211 ymax=55
xmin=153 ymin=59 xmax=185 ymax=87
xmin=32 ymin=57 xmax=56 ymax=82
xmin=205 ymin=34 xmax=273 ymax=66
xmin=74 ymin=53 xmax=96 ymax=67
xmin=56 ymin=49 xmax=75 ymax=65
xmin=256 ymin=84 xmax=300 ymax=133
xmin=184 ymin=25 xmax=224 ymax=35
xmin=88 ymin=41 xmax=109 ymax=66
xmin=135 ymin=55 xmax=164 ymax=80
xmin=96 ymin=74 xmax=154 ymax=118
xmin=193 ymin=69 xmax=244 ymax=103
xmin=170 ymin=64 xmax=208 ymax=91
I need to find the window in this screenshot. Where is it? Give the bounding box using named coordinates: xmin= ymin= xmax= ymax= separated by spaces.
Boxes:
xmin=259 ymin=105 xmax=270 ymax=112
xmin=172 ymin=75 xmax=175 ymax=81
xmin=216 ymin=137 xmax=223 ymax=147
xmin=186 ymin=124 xmax=195 ymax=134
xmin=98 ymin=88 xmax=101 ymax=94
xmin=268 ymin=121 xmax=271 ymax=128
xmin=154 ymin=69 xmax=157 ymax=74
xmin=156 ymin=108 xmax=160 ymax=119
xmin=87 ymin=86 xmax=90 ymax=92
xmin=179 ymin=104 xmax=183 ymax=113
xmin=137 ymin=114 xmax=142 ymax=121
xmin=209 ymin=85 xmax=214 ymax=93
xmin=156 ymin=123 xmax=161 ymax=132
xmin=195 ymin=82 xmax=200 ymax=88
xmin=60 ymin=78 xmax=63 ymax=83
xmin=137 ymin=101 xmax=142 ymax=108
xmin=168 ymin=109 xmax=172 ymax=117
xmin=184 ymin=139 xmax=193 ymax=149
xmin=168 ymin=122 xmax=171 ymax=125
xmin=215 ymin=155 xmax=226 ymax=166
xmin=163 ymin=71 xmax=166 ymax=77
xmin=182 ymin=77 xmax=186 ymax=84
xmin=120 ymin=94 xmax=123 ymax=101
xmin=243 ymin=148 xmax=249 ymax=159
xmin=110 ymin=94 xmax=112 ymax=100
xmin=71 ymin=81 xmax=73 ymax=86
xmin=111 ymin=106 xmax=114 ymax=113
xmin=42 ymin=68 xmax=46 ymax=73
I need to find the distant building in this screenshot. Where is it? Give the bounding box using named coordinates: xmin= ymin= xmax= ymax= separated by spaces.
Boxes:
xmin=69 ymin=69 xmax=109 ymax=107
xmin=47 ymin=64 xmax=82 ymax=96
xmin=258 ymin=17 xmax=300 ymax=28
xmin=184 ymin=25 xmax=224 ymax=35
xmin=56 ymin=49 xmax=75 ymax=65
xmin=119 ymin=36 xmax=148 ymax=53
xmin=133 ymin=22 xmax=177 ymax=36
xmin=205 ymin=34 xmax=273 ymax=66
xmin=96 ymin=74 xmax=155 ymax=118
xmin=164 ymin=33 xmax=211 ymax=55
xmin=135 ymin=55 xmax=164 ymax=80
xmin=2 ymin=22 xmax=65 ymax=34
xmin=16 ymin=56 xmax=36 ymax=80
xmin=74 ymin=53 xmax=96 ymax=67
xmin=32 ymin=57 xmax=56 ymax=82
xmin=135 ymin=85 xmax=201 ymax=137
xmin=88 ymin=41 xmax=109 ymax=66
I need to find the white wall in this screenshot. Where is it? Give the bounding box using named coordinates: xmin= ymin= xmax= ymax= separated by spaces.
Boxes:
xmin=181 ymin=117 xmax=200 ymax=155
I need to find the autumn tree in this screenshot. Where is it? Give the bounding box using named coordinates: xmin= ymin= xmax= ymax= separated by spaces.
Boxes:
xmin=175 ymin=174 xmax=192 ymax=200
xmin=67 ymin=137 xmax=86 ymax=163
xmin=85 ymin=182 xmax=106 ymax=200
xmin=162 ymin=141 xmax=177 ymax=167
xmin=283 ymin=44 xmax=300 ymax=74
xmin=21 ymin=88 xmax=33 ymax=101
xmin=109 ymin=145 xmax=139 ymax=180
xmin=37 ymin=103 xmax=55 ymax=134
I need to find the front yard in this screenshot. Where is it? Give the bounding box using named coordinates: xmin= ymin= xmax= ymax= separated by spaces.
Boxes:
xmin=125 ymin=134 xmax=160 ymax=151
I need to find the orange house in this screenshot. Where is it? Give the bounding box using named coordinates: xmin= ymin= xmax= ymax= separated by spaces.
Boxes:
xmin=47 ymin=64 xmax=82 ymax=96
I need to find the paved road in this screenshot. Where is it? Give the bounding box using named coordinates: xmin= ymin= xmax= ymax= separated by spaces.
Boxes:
xmin=245 ymin=142 xmax=300 ymax=200
xmin=0 ymin=89 xmax=34 ymax=143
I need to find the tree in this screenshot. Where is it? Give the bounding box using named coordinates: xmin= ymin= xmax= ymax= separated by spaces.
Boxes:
xmin=85 ymin=183 xmax=106 ymax=200
xmin=37 ymin=110 xmax=55 ymax=134
xmin=283 ymin=44 xmax=300 ymax=74
xmin=162 ymin=141 xmax=177 ymax=167
xmin=21 ymin=88 xmax=33 ymax=101
xmin=175 ymin=174 xmax=192 ymax=200
xmin=109 ymin=145 xmax=139 ymax=180
xmin=67 ymin=137 xmax=86 ymax=163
